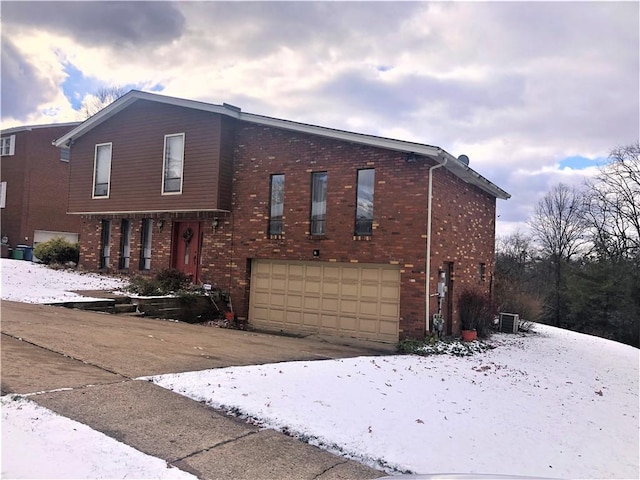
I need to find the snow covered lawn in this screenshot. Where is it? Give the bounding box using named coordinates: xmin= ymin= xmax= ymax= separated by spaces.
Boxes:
xmin=1 ymin=395 xmax=197 ymax=480
xmin=1 ymin=258 xmax=126 ymax=304
xmin=147 ymin=327 xmax=639 ymax=478
xmin=2 ymin=258 xmax=638 ymax=478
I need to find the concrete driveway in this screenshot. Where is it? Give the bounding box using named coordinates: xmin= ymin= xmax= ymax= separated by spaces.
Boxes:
xmin=1 ymin=300 xmax=391 ymax=479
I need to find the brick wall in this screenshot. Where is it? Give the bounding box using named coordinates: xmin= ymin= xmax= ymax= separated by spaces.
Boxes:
xmin=74 ymin=121 xmax=496 ymax=340
xmin=229 ymin=124 xmax=496 ymax=338
xmin=0 ymin=125 xmax=81 ymax=248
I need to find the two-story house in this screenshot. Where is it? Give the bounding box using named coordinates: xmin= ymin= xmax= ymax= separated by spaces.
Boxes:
xmin=1 ymin=123 xmax=82 ymax=256
xmin=54 ymin=91 xmax=509 ymax=342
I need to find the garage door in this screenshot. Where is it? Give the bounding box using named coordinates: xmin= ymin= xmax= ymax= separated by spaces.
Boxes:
xmin=249 ymin=260 xmax=401 ymax=343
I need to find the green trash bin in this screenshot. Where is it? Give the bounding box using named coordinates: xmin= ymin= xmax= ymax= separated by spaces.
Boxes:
xmin=17 ymin=244 xmax=33 ymax=261
xmin=11 ymin=247 xmax=24 ymax=260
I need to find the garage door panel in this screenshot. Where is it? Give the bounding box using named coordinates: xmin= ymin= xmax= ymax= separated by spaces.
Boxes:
xmin=289 ymin=264 xmax=304 ymax=276
xmin=359 ymin=302 xmax=379 ymax=316
xmin=359 ymin=318 xmax=378 ymax=333
xmin=381 ymin=269 xmax=400 ymax=282
xmin=303 ymin=297 xmax=320 ymax=310
xmin=360 ymin=284 xmax=379 ymax=298
xmin=340 ymin=316 xmax=357 ymax=331
xmin=285 ymin=311 xmax=302 ymax=324
xmin=321 ymin=298 xmax=338 ymax=311
xmin=303 ymin=312 xmax=319 ymax=326
xmin=287 ymin=294 xmax=302 ymax=308
xmin=306 ymin=265 xmax=322 ymax=277
xmin=323 ymin=266 xmax=340 ymax=279
xmin=321 ymin=315 xmax=338 ymax=329
xmin=380 ymin=320 xmax=398 ymax=335
xmin=340 ymin=283 xmax=359 ymax=297
xmin=322 ymin=282 xmax=339 ymax=295
xmin=380 ymin=284 xmax=400 ymax=301
xmin=340 ymin=299 xmax=358 ymax=314
xmin=250 ymin=260 xmax=400 ymax=342
xmin=288 ymin=279 xmax=303 ymax=293
xmin=361 ymin=268 xmax=381 ymax=282
xmin=341 ymin=268 xmax=359 ymax=281
xmin=380 ymin=302 xmax=400 ymax=318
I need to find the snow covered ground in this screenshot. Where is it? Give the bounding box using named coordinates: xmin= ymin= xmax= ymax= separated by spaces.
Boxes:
xmin=1 ymin=258 xmax=126 ymax=303
xmin=147 ymin=328 xmax=639 ymax=478
xmin=1 ymin=395 xmax=197 ymax=480
xmin=1 ymin=258 xmax=639 ymax=478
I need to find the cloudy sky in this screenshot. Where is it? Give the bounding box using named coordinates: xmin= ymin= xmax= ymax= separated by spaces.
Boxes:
xmin=1 ymin=1 xmax=638 ymax=236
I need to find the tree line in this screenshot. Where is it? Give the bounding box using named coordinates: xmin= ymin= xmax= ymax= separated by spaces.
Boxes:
xmin=494 ymin=142 xmax=639 ymax=347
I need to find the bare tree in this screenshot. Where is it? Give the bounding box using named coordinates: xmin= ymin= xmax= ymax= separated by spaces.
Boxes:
xmin=528 ymin=183 xmax=586 ymax=326
xmin=494 ymin=231 xmax=543 ymax=322
xmin=583 ymin=142 xmax=640 ymax=260
xmin=82 ymin=86 xmax=128 ymax=118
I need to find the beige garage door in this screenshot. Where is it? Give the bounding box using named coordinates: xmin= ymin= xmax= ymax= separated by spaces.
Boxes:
xmin=249 ymin=260 xmax=400 ymax=343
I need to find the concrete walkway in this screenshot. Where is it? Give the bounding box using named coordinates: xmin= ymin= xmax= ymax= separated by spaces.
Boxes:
xmin=1 ymin=300 xmax=391 ymax=479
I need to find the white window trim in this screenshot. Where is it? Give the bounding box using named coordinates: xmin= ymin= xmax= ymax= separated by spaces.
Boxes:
xmin=92 ymin=142 xmax=112 ymax=199
xmin=1 ymin=135 xmax=16 ymax=156
xmin=0 ymin=181 xmax=6 ymax=208
xmin=161 ymin=133 xmax=185 ymax=195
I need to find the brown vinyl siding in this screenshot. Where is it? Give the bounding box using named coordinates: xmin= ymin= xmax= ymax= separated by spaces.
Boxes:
xmin=68 ymin=100 xmax=227 ymax=214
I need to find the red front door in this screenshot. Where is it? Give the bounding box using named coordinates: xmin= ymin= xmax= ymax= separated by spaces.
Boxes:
xmin=173 ymin=221 xmax=202 ymax=283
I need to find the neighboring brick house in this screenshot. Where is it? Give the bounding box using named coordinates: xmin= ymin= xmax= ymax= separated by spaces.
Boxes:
xmin=1 ymin=123 xmax=82 ymax=255
xmin=55 ymin=91 xmax=509 ymax=342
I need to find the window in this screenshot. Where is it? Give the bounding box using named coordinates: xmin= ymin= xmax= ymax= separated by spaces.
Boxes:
xmin=140 ymin=219 xmax=153 ymax=270
xmin=1 ymin=135 xmax=15 ymax=156
xmin=310 ymin=172 xmax=327 ymax=235
xmin=479 ymin=263 xmax=486 ymax=282
xmin=162 ymin=133 xmax=185 ymax=194
xmin=0 ymin=182 xmax=6 ymax=209
xmin=93 ymin=143 xmax=112 ymax=198
xmin=355 ymin=169 xmax=375 ymax=236
xmin=100 ymin=220 xmax=111 ymax=269
xmin=269 ymin=174 xmax=284 ymax=236
xmin=60 ymin=146 xmax=70 ymax=162
xmin=119 ymin=219 xmax=131 ymax=269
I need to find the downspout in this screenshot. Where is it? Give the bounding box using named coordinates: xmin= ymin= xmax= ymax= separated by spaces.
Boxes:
xmin=425 ymin=153 xmax=448 ymax=337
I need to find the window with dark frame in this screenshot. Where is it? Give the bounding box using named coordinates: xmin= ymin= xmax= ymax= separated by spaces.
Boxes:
xmin=100 ymin=220 xmax=111 ymax=269
xmin=269 ymin=174 xmax=284 ymax=236
xmin=140 ymin=219 xmax=153 ymax=270
xmin=119 ymin=219 xmax=131 ymax=269
xmin=355 ymin=168 xmax=375 ymax=236
xmin=310 ymin=172 xmax=327 ymax=235
xmin=479 ymin=262 xmax=486 ymax=282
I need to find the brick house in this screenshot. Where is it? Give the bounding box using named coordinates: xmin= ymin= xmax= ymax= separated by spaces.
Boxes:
xmin=55 ymin=91 xmax=509 ymax=342
xmin=1 ymin=123 xmax=82 ymax=255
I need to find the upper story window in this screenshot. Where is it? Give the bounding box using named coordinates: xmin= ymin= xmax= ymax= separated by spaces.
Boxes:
xmin=1 ymin=135 xmax=15 ymax=156
xmin=0 ymin=181 xmax=6 ymax=208
xmin=310 ymin=172 xmax=327 ymax=236
xmin=92 ymin=143 xmax=112 ymax=198
xmin=162 ymin=133 xmax=185 ymax=194
xmin=269 ymin=174 xmax=285 ymax=236
xmin=355 ymin=168 xmax=375 ymax=236
xmin=60 ymin=146 xmax=71 ymax=162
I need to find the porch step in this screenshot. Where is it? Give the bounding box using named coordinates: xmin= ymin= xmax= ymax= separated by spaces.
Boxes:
xmin=114 ymin=303 xmax=139 ymax=314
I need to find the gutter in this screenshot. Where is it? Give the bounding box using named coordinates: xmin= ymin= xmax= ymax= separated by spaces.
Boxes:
xmin=425 ymin=151 xmax=448 ymax=336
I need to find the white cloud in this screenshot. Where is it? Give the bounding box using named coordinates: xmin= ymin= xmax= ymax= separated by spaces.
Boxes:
xmin=1 ymin=1 xmax=637 ymax=237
